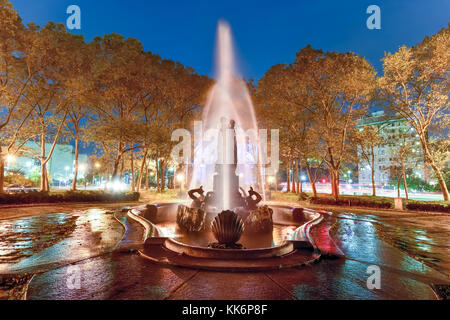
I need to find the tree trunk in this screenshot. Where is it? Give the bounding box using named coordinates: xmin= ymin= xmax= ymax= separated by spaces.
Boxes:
xmin=330 ymin=169 xmax=340 ymax=199
xmin=420 ymin=134 xmax=449 ymax=200
xmin=120 ymin=157 xmax=124 ymax=180
xmin=145 ymin=162 xmax=150 ymax=190
xmin=156 ymin=159 xmax=160 ymax=192
xmin=72 ymin=130 xmax=80 ymax=191
xmin=397 ymin=178 xmax=401 ymax=198
xmin=112 ymin=156 xmax=121 ymax=181
xmin=401 ymin=159 xmax=409 ymax=200
xmin=136 ymin=149 xmax=148 ymax=192
xmin=296 ymin=161 xmax=300 ymax=194
xmin=371 ymin=166 xmax=376 ymax=197
xmin=40 ymin=137 xmax=46 ymax=191
xmin=305 ymin=163 xmax=317 ymax=197
xmin=160 ymin=161 xmax=166 ymax=192
xmin=130 ymin=151 xmax=135 ymax=192
xmin=371 ymin=148 xmax=376 ymax=196
xmin=286 ymin=164 xmax=290 ymax=192
xmin=291 ymin=160 xmax=297 ymax=193
xmin=40 ymin=163 xmax=48 ymax=192
xmin=0 ymin=146 xmax=4 ymax=194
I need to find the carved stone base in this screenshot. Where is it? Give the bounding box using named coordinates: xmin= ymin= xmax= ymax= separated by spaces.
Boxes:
xmin=176 ymin=205 xmax=206 ymax=232
xmin=245 ymin=205 xmax=274 ymax=233
xmin=208 ymin=242 xmax=244 ymax=250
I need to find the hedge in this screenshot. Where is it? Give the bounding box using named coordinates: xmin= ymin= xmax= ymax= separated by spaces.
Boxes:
xmin=310 ymin=195 xmax=393 ymax=209
xmin=405 ymin=201 xmax=450 ymax=213
xmin=0 ymin=190 xmax=140 ymax=205
xmin=310 ymin=195 xmax=450 ymax=213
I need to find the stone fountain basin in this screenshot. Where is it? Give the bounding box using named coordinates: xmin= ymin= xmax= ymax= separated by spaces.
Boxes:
xmin=134 ymin=203 xmax=321 ymax=259
xmin=163 ymin=237 xmax=294 ymax=260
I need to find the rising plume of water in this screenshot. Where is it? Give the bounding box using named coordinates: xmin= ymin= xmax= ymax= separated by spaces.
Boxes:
xmin=189 ymin=20 xmax=266 ymax=209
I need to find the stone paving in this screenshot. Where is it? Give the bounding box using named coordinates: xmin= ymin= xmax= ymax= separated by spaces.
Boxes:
xmin=1 ymin=205 xmax=448 ymax=300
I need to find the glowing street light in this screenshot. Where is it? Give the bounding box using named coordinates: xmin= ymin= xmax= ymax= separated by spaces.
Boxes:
xmin=95 ymin=162 xmax=101 ymax=169
xmin=6 ymin=154 xmax=15 ymax=165
xmin=177 ymin=173 xmax=185 ymax=192
xmin=267 ymin=176 xmax=275 ymax=183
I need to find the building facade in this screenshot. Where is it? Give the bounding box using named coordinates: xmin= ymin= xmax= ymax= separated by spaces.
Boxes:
xmin=357 ymin=111 xmax=425 ymax=187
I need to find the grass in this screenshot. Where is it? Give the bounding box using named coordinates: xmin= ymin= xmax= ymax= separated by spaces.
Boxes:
xmin=139 ymin=189 xmax=181 ymax=203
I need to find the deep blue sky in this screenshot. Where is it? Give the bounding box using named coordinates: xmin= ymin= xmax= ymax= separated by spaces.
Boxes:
xmin=10 ymin=0 xmax=449 ymax=79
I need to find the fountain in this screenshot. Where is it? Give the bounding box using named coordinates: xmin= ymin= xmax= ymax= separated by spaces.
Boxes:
xmin=135 ymin=20 xmax=324 ymax=270
xmin=176 ymin=20 xmax=268 ymax=245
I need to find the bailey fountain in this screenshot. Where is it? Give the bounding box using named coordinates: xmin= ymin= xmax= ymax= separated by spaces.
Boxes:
xmin=132 ymin=20 xmax=324 ymax=271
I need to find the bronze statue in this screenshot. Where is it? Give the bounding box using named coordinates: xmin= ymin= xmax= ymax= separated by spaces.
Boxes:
xmin=245 ymin=187 xmax=262 ymax=210
xmin=188 ymin=186 xmax=205 ymax=208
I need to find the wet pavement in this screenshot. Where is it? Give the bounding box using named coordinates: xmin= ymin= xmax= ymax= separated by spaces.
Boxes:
xmin=0 ymin=213 xmax=78 ymax=265
xmin=0 ymin=209 xmax=124 ymax=274
xmin=329 ymin=212 xmax=450 ymax=278
xmin=1 ymin=205 xmax=449 ymax=299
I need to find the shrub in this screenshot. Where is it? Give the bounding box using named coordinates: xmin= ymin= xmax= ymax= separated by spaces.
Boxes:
xmin=310 ymin=195 xmax=393 ymax=209
xmin=0 ymin=191 xmax=140 ymax=205
xmin=4 ymin=173 xmax=34 ymax=187
xmin=405 ymin=201 xmax=450 ymax=213
xmin=298 ymin=192 xmax=311 ymax=201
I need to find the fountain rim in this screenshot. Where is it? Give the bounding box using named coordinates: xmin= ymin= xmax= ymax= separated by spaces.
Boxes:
xmin=163 ymin=236 xmax=295 ymax=260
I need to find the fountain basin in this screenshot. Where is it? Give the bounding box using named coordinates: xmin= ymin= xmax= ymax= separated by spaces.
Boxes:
xmin=164 ymin=237 xmax=294 ymax=260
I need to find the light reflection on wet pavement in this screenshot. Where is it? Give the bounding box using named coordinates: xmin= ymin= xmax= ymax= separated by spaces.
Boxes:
xmin=330 ymin=212 xmax=450 ymax=277
xmin=0 ymin=213 xmax=78 ymax=264
xmin=0 ymin=209 xmax=124 ymax=273
xmin=2 ymin=206 xmax=449 ymax=299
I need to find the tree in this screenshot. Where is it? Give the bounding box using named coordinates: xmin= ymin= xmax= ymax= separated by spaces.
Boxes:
xmin=385 ymin=129 xmax=419 ymax=200
xmin=0 ymin=1 xmax=36 ymax=192
xmin=355 ymin=123 xmax=386 ymax=196
xmin=64 ymin=40 xmax=97 ymax=191
xmin=16 ymin=23 xmax=83 ymax=191
xmin=379 ymin=25 xmax=450 ymax=200
xmin=257 ymin=46 xmax=376 ymax=199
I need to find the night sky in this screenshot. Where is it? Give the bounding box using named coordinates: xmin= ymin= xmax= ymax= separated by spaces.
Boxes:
xmin=10 ymin=0 xmax=449 ymax=80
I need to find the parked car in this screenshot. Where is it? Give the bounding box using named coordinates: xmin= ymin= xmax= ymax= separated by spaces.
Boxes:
xmin=23 ymin=185 xmax=39 ymax=192
xmin=5 ymin=184 xmax=26 ymax=193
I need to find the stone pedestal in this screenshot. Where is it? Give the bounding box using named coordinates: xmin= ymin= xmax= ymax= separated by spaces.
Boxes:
xmin=394 ymin=198 xmax=403 ymax=210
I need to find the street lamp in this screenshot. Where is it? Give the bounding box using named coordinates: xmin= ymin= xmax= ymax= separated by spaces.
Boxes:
xmin=6 ymin=154 xmax=15 ymax=166
xmin=177 ymin=173 xmax=185 ymax=193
